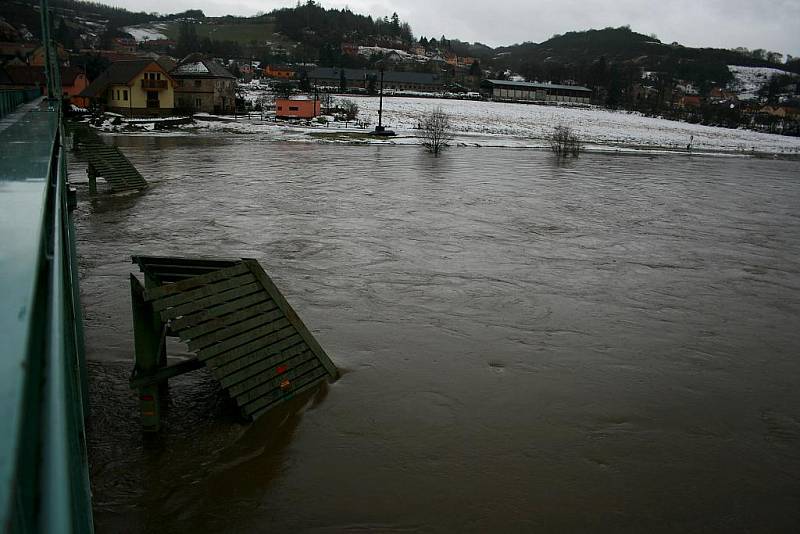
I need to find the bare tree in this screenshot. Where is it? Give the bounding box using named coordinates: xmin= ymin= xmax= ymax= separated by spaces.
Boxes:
xmin=549 ymin=124 xmax=582 ymax=157
xmin=320 ymin=92 xmax=335 ymax=114
xmin=339 ymin=99 xmax=359 ymax=121
xmin=421 ymin=106 xmax=454 ymax=155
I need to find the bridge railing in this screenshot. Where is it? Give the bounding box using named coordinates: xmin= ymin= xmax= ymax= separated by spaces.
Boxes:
xmin=0 ymin=88 xmax=42 ymax=120
xmin=0 ymin=102 xmax=93 ymax=533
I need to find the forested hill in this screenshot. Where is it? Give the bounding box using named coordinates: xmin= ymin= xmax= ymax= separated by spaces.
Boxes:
xmin=492 ymin=27 xmax=796 ymax=88
xmin=1 ymin=0 xmax=797 ymax=87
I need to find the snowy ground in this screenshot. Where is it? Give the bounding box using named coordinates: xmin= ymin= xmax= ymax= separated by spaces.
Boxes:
xmin=122 ymin=23 xmax=169 ymax=42
xmin=349 ymin=96 xmax=800 ymax=154
xmin=92 ymin=95 xmax=800 ymax=155
xmin=728 ymin=65 xmax=797 ymax=101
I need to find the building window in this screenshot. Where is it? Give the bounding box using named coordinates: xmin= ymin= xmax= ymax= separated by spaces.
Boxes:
xmin=123 ymin=90 xmax=128 ymax=101
xmin=195 ymin=98 xmax=202 ymax=109
xmin=289 ymin=106 xmax=299 ymax=111
xmin=195 ymin=80 xmax=202 ymax=87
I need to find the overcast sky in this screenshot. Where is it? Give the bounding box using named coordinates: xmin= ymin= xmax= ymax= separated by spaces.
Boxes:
xmin=104 ymin=0 xmax=800 ymax=57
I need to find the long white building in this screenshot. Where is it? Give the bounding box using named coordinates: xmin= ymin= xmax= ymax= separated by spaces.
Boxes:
xmin=482 ymin=79 xmax=592 ymax=104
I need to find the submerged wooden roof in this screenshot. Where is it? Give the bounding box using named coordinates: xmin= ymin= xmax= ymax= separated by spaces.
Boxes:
xmin=132 ymin=256 xmax=338 ymax=420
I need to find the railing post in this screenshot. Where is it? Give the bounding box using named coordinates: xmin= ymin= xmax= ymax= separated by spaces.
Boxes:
xmin=86 ymin=163 xmax=96 ymax=195
xmin=130 ymin=275 xmax=164 ymax=432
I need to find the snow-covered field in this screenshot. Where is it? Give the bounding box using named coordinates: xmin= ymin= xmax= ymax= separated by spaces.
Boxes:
xmin=350 ymin=96 xmax=800 ymax=154
xmin=728 ymin=65 xmax=797 ymax=100
xmin=122 ymin=23 xmax=169 ymax=42
xmin=97 ymin=93 xmax=800 ymax=155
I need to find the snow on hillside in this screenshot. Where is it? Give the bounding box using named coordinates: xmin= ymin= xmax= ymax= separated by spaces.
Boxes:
xmin=123 ymin=22 xmax=169 ymax=42
xmin=728 ymin=65 xmax=796 ymax=100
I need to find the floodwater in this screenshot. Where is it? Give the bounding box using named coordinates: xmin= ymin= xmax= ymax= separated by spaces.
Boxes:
xmin=72 ymin=135 xmax=800 ymax=533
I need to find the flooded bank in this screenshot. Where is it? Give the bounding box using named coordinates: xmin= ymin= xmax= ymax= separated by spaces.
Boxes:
xmin=73 ymin=136 xmax=800 ymax=532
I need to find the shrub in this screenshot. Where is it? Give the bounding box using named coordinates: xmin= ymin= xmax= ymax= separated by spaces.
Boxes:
xmin=421 ymin=106 xmax=454 ymax=155
xmin=549 ymin=124 xmax=582 ymax=157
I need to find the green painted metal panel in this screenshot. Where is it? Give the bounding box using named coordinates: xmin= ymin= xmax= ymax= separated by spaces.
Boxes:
xmin=0 ymin=100 xmax=93 ymax=531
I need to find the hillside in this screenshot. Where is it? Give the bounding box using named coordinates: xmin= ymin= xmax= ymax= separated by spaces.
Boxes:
xmin=489 ymin=27 xmax=791 ymax=89
xmin=1 ymin=0 xmax=797 ymax=101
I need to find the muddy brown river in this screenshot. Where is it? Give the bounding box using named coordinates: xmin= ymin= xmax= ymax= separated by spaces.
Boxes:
xmin=71 ymin=135 xmax=800 ymax=533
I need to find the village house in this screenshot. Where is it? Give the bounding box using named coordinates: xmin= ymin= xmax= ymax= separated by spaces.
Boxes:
xmin=0 ymin=65 xmax=89 ymax=105
xmin=264 ymin=64 xmax=295 ymax=79
xmin=759 ymin=105 xmax=800 ymax=119
xmin=80 ymin=59 xmax=175 ymax=115
xmin=170 ymin=55 xmax=235 ymax=114
xmin=275 ymin=95 xmax=320 ymax=119
xmin=0 ymin=41 xmax=37 ymax=65
xmin=481 ymin=79 xmax=592 ymax=104
xmin=111 ymin=37 xmax=137 ymax=54
xmin=411 ymin=44 xmax=426 ymax=56
xmin=340 ymin=43 xmax=359 ymax=56
xmin=29 ymin=43 xmax=68 ymax=66
xmin=678 ymin=94 xmax=702 ymax=109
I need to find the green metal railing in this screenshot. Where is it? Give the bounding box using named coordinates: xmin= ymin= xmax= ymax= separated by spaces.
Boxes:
xmin=0 ymin=89 xmax=41 ymax=120
xmin=0 ymin=1 xmax=93 ymax=531
xmin=0 ymin=101 xmax=93 ymax=534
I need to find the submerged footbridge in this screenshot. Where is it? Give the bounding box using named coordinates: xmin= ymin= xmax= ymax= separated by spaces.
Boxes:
xmin=0 ymin=1 xmax=93 ymax=532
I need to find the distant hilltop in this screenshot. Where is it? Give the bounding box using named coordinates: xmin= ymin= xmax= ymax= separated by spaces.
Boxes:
xmin=1 ymin=0 xmax=798 ymax=117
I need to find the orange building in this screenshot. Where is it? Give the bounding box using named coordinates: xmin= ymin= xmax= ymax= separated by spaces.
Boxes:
xmin=275 ymin=97 xmax=320 ymax=119
xmin=0 ymin=65 xmax=89 ymax=105
xmin=264 ymin=64 xmax=295 ymax=79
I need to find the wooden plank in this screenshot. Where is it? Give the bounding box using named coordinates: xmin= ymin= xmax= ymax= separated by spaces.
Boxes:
xmin=187 ymin=309 xmax=285 ymax=351
xmin=228 ymin=350 xmax=317 ymax=397
xmin=152 ymin=273 xmax=257 ymax=312
xmin=170 ymin=292 xmax=269 ymax=331
xmin=179 ymin=300 xmax=276 ymax=340
xmin=159 ymin=282 xmax=260 ymax=320
xmin=197 ymin=320 xmax=293 ymax=360
xmin=218 ymin=343 xmax=308 ymax=389
xmin=243 ymin=260 xmax=338 ymax=378
xmin=144 ymin=263 xmax=249 ymax=300
xmin=133 ymin=255 xmax=240 ymax=270
xmin=243 ymin=366 xmax=328 ymax=417
xmin=235 ymin=359 xmax=321 ymax=406
xmin=207 ymin=334 xmax=303 ymax=375
xmin=249 ymin=372 xmax=328 ymax=420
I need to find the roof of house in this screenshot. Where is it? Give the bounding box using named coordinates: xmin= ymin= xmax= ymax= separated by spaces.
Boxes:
xmin=483 ymin=79 xmax=592 ymax=92
xmin=0 ymin=65 xmax=44 ymax=86
xmin=0 ymin=65 xmax=85 ymax=87
xmin=80 ymin=59 xmax=163 ymax=97
xmin=170 ymin=55 xmax=234 ymax=79
xmin=308 ymin=67 xmax=441 ymax=85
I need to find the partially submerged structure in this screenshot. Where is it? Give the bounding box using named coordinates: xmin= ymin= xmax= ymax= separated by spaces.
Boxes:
xmin=129 ymin=256 xmax=338 ymax=431
xmin=73 ymin=127 xmax=148 ymax=193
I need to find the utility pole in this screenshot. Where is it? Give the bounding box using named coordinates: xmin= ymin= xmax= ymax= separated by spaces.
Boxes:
xmin=378 ymin=66 xmax=384 ymax=128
